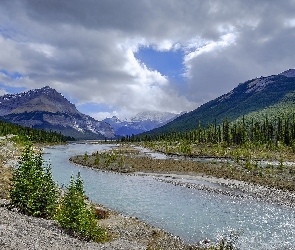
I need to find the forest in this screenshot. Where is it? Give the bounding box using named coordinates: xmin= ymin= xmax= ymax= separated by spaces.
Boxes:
xmin=0 ymin=119 xmax=74 ymax=143
xmin=124 ymin=115 xmax=295 ymax=149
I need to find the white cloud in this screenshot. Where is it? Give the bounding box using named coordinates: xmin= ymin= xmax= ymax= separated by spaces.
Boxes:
xmin=184 ymin=33 xmax=237 ymax=70
xmin=122 ymin=49 xmax=168 ymax=86
xmin=0 ymin=36 xmax=25 ymax=73
xmin=28 ymin=43 xmax=56 ymax=58
xmin=0 ymin=0 xmax=294 ymax=120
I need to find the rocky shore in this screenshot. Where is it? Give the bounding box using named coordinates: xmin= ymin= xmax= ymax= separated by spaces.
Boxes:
xmin=0 ymin=198 xmax=197 ymax=250
xmin=139 ymin=172 xmax=295 ymax=208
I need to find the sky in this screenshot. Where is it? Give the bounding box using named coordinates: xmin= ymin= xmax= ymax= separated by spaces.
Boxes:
xmin=0 ymin=0 xmax=295 ymax=120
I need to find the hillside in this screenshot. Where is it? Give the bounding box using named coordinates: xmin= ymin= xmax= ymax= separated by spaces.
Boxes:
xmin=0 ymin=86 xmax=115 ymax=140
xmin=234 ymin=90 xmax=295 ymax=125
xmin=143 ymin=69 xmax=295 ymax=135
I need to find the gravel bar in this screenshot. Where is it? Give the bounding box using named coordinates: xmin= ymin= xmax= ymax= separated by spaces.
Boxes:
xmin=0 ymin=199 xmax=199 ymax=250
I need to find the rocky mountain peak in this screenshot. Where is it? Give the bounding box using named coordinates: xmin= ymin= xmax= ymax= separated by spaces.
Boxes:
xmin=0 ymin=86 xmax=79 ymax=116
xmin=244 ymin=69 xmax=295 ymax=94
xmin=245 ymin=77 xmax=275 ymax=94
xmin=280 ymin=69 xmax=295 ymax=78
xmin=0 ymin=86 xmax=115 ymax=139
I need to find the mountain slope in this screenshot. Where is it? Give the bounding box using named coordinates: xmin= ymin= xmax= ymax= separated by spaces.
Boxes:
xmin=0 ymin=86 xmax=115 ymax=140
xmin=103 ymin=111 xmax=179 ymax=136
xmin=234 ymin=90 xmax=295 ymax=125
xmin=144 ymin=69 xmax=295 ymax=135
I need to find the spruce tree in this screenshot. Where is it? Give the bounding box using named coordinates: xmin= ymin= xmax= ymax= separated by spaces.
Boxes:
xmin=10 ymin=142 xmax=58 ymax=218
xmin=55 ymin=173 xmax=106 ymax=242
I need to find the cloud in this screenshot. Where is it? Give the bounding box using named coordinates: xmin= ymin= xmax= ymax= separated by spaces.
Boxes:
xmin=0 ymin=0 xmax=294 ymax=119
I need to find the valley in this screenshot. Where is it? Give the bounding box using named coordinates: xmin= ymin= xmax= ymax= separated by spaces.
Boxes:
xmin=1 ymin=69 xmax=295 ymax=249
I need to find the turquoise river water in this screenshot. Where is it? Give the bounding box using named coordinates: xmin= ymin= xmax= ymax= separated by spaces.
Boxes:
xmin=43 ymin=143 xmax=295 ymax=249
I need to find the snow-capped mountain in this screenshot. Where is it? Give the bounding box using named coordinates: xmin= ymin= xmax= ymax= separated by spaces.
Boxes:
xmin=0 ymin=86 xmax=115 ymax=140
xmin=103 ymin=111 xmax=180 ymax=136
xmin=131 ymin=111 xmax=177 ymax=123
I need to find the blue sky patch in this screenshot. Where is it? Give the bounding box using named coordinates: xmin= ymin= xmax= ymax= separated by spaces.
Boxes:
xmin=0 ymin=70 xmax=26 ymax=94
xmin=134 ymin=47 xmax=185 ymax=82
xmin=0 ymin=69 xmax=22 ymax=80
xmin=0 ymin=82 xmax=26 ymax=94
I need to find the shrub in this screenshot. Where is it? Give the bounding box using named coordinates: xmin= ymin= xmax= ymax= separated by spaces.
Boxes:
xmin=54 ymin=172 xmax=107 ymax=242
xmin=9 ymin=142 xmax=58 ymax=218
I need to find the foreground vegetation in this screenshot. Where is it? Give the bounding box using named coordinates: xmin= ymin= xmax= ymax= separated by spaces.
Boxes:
xmin=8 ymin=143 xmax=107 ymax=242
xmin=0 ymin=118 xmax=74 ymax=199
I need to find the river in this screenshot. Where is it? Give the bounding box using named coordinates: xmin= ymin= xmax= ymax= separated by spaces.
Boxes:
xmin=43 ymin=142 xmax=295 ymax=249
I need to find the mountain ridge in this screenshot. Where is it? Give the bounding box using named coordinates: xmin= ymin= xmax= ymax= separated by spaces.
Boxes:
xmin=142 ymin=69 xmax=295 ymax=136
xmin=0 ymin=86 xmax=115 ymax=140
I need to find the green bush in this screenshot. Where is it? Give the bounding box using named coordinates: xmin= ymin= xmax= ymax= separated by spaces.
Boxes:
xmin=54 ymin=172 xmax=107 ymax=242
xmin=9 ymin=142 xmax=58 ymax=218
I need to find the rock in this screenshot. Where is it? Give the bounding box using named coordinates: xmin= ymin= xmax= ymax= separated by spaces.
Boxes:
xmin=94 ymin=206 xmax=109 ymax=219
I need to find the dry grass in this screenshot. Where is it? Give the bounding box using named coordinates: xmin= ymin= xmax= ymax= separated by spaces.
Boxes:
xmin=0 ymin=166 xmax=13 ymax=199
xmin=0 ymin=137 xmax=21 ymax=199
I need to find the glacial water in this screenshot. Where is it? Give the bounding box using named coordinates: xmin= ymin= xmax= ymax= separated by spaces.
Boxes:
xmin=43 ymin=143 xmax=295 ymax=249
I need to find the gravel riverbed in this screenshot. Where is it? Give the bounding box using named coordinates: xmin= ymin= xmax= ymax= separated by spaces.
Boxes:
xmin=0 ymin=199 xmax=196 ymax=250
xmin=140 ymin=172 xmax=295 ymax=208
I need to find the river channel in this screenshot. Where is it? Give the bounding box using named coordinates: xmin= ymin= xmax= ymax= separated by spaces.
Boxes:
xmin=43 ymin=143 xmax=295 ymax=249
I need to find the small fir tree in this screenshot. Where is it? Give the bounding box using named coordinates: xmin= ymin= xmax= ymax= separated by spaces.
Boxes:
xmin=9 ymin=142 xmax=58 ymax=218
xmin=55 ymin=172 xmax=106 ymax=242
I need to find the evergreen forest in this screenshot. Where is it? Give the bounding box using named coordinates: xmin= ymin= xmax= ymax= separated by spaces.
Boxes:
xmin=0 ymin=119 xmax=74 ymax=143
xmin=124 ymin=114 xmax=295 ymax=150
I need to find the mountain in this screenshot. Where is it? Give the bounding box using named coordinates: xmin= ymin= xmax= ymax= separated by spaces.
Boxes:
xmin=143 ymin=69 xmax=295 ymax=135
xmin=103 ymin=111 xmax=180 ymax=136
xmin=0 ymin=86 xmax=115 ymax=140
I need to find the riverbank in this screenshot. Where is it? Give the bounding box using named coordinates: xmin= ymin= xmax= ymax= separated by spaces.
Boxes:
xmin=0 ymin=136 xmax=21 ymax=199
xmin=70 ymin=143 xmax=295 ymax=208
xmin=0 ymin=198 xmax=199 ymax=250
xmin=134 ymin=172 xmax=295 ymax=208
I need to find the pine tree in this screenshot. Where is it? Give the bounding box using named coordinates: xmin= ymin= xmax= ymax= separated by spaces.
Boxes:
xmin=55 ymin=173 xmax=106 ymax=242
xmin=10 ymin=143 xmax=58 ymax=218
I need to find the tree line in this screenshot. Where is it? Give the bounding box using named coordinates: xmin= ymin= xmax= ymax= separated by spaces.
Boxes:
xmin=0 ymin=119 xmax=75 ymax=143
xmin=122 ymin=115 xmax=295 ymax=148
